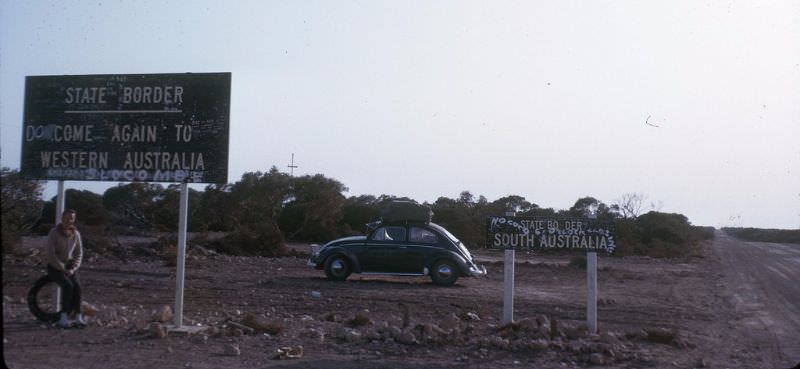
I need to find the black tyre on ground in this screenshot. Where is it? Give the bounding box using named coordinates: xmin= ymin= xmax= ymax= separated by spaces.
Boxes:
xmin=324 ymin=254 xmax=351 ymax=281
xmin=430 ymin=259 xmax=459 ymax=286
xmin=28 ymin=274 xmax=60 ymax=323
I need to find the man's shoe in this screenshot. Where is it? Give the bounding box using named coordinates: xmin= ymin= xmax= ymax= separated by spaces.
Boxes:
xmin=76 ymin=314 xmax=87 ymax=325
xmin=58 ymin=313 xmax=72 ymax=328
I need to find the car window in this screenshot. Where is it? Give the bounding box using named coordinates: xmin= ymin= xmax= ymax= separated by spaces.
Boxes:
xmin=410 ymin=227 xmax=438 ymax=244
xmin=371 ymin=226 xmax=406 ymax=242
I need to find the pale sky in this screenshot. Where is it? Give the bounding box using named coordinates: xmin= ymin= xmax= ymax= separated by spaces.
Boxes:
xmin=1 ymin=1 xmax=798 ymax=229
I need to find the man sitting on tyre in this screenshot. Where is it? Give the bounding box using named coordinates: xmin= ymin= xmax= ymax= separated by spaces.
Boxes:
xmin=46 ymin=209 xmax=86 ymax=328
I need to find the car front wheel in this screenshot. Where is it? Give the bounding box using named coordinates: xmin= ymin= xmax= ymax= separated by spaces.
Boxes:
xmin=430 ymin=259 xmax=459 ymax=286
xmin=324 ymin=254 xmax=351 ymax=281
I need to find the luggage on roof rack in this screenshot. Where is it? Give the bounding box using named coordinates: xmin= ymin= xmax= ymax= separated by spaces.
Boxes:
xmin=381 ymin=200 xmax=433 ymax=223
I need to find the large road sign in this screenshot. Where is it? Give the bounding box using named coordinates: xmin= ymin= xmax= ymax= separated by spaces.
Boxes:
xmin=21 ymin=73 xmax=231 ymax=183
xmin=487 ymin=215 xmax=616 ymax=253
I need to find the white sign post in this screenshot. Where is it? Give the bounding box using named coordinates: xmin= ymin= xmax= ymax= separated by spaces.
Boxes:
xmin=502 ymin=211 xmax=516 ymax=325
xmin=173 ymin=183 xmax=189 ymax=328
xmin=502 ymin=249 xmax=515 ymax=324
xmin=53 ymin=180 xmax=66 ymax=312
xmin=586 ymin=251 xmax=598 ymax=333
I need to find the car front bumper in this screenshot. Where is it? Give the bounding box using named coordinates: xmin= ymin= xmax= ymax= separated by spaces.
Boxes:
xmin=468 ymin=264 xmax=487 ymax=277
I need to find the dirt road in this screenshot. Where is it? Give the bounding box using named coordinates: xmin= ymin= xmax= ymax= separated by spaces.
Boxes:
xmin=3 ymin=234 xmax=799 ymax=368
xmin=713 ymin=230 xmax=800 ymax=368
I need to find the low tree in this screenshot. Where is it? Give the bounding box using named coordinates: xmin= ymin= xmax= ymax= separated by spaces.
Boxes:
xmin=150 ymin=184 xmax=203 ymax=231
xmin=280 ymin=174 xmax=348 ymax=241
xmin=102 ymin=182 xmax=165 ymax=229
xmin=340 ymin=195 xmax=382 ymax=235
xmin=614 ymin=192 xmax=647 ymax=219
xmin=1 ymin=168 xmax=44 ymax=252
xmin=209 ymin=168 xmax=292 ymax=256
xmin=490 ymin=195 xmax=534 ymax=215
xmin=431 ymin=191 xmax=485 ymax=249
xmin=567 ymin=196 xmax=619 ymax=222
xmin=41 ymin=189 xmax=111 ymax=227
xmin=194 ymin=183 xmax=236 ymax=231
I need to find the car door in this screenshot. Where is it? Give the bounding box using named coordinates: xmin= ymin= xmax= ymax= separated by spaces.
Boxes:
xmin=359 ymin=226 xmax=407 ymax=272
xmin=399 ymin=226 xmax=438 ymax=273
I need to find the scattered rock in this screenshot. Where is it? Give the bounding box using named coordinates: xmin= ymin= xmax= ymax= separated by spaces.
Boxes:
xmin=562 ymin=322 xmax=588 ymax=339
xmin=275 ymin=346 xmax=303 ymax=359
xmin=334 ymin=326 xmax=361 ymax=342
xmin=242 ymin=314 xmax=284 ymax=334
xmin=150 ymin=323 xmax=167 ymax=339
xmin=644 ymin=327 xmax=677 ymax=345
xmin=598 ymin=298 xmax=616 ymax=305
xmin=396 ymin=330 xmax=417 ymax=345
xmin=535 ymin=315 xmax=551 ymax=329
xmin=152 ymin=305 xmax=172 ymax=323
xmin=527 ymin=339 xmax=549 ymax=351
xmin=438 ymin=314 xmax=462 ymax=332
xmin=363 ymin=328 xmax=381 ymax=341
xmin=550 ymin=317 xmax=559 ymax=339
xmin=348 ymin=312 xmax=372 ymax=327
xmin=81 ymin=302 xmax=99 ymax=317
xmin=223 ymin=343 xmax=240 ymax=356
xmin=589 ymin=353 xmax=605 ymax=365
xmin=381 ymin=325 xmax=402 ymax=341
xmin=465 ymin=312 xmax=480 ymax=321
xmin=133 ymin=319 xmax=149 ymax=331
xmin=303 ymin=327 xmax=325 ymax=342
xmin=694 ymin=358 xmax=708 ymax=368
xmin=416 ymin=323 xmax=446 ymax=343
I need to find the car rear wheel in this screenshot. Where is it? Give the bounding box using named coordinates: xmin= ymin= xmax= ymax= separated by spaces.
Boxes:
xmin=430 ymin=259 xmax=459 ymax=286
xmin=324 ymin=254 xmax=351 ymax=281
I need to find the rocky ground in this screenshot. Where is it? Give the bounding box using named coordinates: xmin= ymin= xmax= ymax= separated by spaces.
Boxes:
xmin=2 ymin=235 xmax=796 ymax=369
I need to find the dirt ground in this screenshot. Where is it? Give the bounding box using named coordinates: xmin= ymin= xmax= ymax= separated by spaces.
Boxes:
xmin=3 ymin=233 xmax=798 ymax=369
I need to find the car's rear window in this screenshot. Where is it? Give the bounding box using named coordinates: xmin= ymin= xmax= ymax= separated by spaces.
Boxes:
xmin=410 ymin=227 xmax=438 ymax=244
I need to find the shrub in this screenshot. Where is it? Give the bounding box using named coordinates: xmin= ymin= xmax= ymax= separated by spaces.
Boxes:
xmin=209 ymin=222 xmax=288 ymax=257
xmin=645 ymin=327 xmax=678 ymax=345
xmin=569 ymin=254 xmax=587 ymax=269
xmin=612 ymin=212 xmax=714 ymax=258
xmin=722 ymin=227 xmax=800 ymax=244
xmin=348 ymin=313 xmax=371 ymax=327
xmin=1 ymin=168 xmax=44 ymax=253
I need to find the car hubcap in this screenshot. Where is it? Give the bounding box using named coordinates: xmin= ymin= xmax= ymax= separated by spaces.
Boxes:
xmin=437 ymin=264 xmax=452 ymax=279
xmin=332 ymin=259 xmax=345 ymax=274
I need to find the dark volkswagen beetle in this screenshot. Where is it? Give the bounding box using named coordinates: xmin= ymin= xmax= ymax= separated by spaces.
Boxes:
xmin=308 ymin=221 xmax=487 ymax=286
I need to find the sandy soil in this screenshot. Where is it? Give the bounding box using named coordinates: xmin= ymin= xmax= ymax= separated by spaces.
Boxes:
xmin=3 ymin=232 xmax=798 ymax=369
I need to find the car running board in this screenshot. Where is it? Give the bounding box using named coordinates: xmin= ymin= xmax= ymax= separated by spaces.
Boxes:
xmin=362 ymin=267 xmax=429 ymax=277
